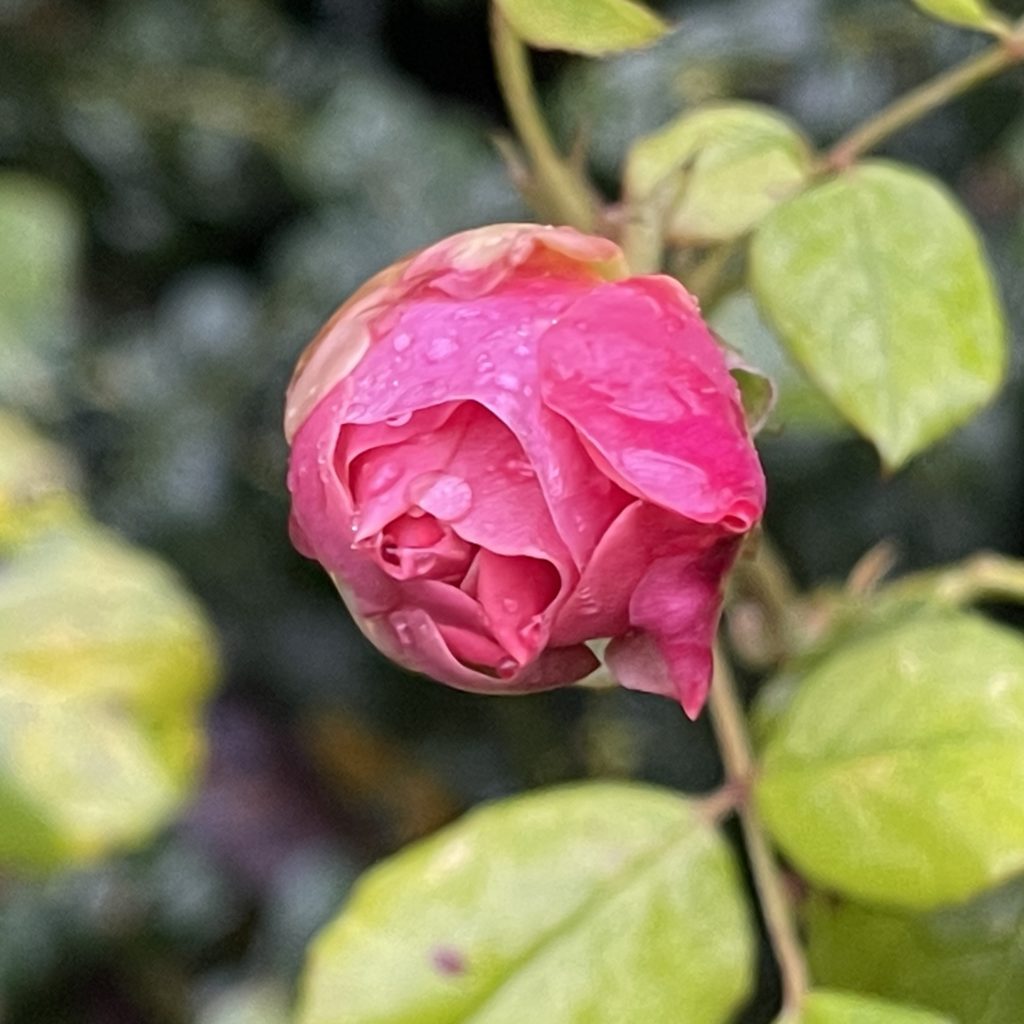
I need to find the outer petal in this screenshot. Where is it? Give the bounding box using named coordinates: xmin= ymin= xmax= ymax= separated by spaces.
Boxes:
xmin=605 ymin=540 xmax=740 ymax=719
xmin=539 ymin=275 xmax=765 ymax=530
xmin=285 ymin=224 xmax=627 ymax=442
xmin=378 ymin=602 xmax=597 ymax=695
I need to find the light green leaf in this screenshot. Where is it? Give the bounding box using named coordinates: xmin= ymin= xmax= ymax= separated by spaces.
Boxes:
xmin=626 ymin=103 xmax=812 ymax=243
xmin=749 ymin=161 xmax=1005 ymax=470
xmin=0 ymin=523 xmax=218 ymax=870
xmin=806 ymin=878 xmax=1024 ymax=1024
xmin=793 ymin=990 xmax=955 ymax=1024
xmin=0 ymin=411 xmax=83 ymax=548
xmin=297 ymin=783 xmax=754 ymax=1024
xmin=909 ymin=0 xmax=1008 ymax=32
xmin=756 ymin=611 xmax=1024 ymax=908
xmin=0 ymin=173 xmax=81 ymax=412
xmin=710 ymin=291 xmax=845 ymax=433
xmin=496 ymin=0 xmax=669 ymax=56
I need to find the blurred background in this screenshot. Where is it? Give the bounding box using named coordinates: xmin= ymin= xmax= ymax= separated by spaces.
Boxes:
xmin=1 ymin=0 xmax=1023 ymax=1020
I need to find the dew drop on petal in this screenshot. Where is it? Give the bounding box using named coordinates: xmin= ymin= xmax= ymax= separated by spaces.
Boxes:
xmin=364 ymin=461 xmax=401 ymax=497
xmin=496 ymin=657 xmax=518 ymax=679
xmin=501 ymin=597 xmax=519 ymax=614
xmin=504 ymin=456 xmax=536 ymax=479
xmin=385 ymin=411 xmax=412 ymax=427
xmin=408 ymin=472 xmax=473 ymax=522
xmin=495 ymin=372 xmax=519 ymax=392
xmin=426 ymin=335 xmax=459 ymax=362
xmin=576 ymin=586 xmax=600 ymax=616
xmin=347 ymin=402 xmax=367 ymax=419
xmin=475 ymin=353 xmax=494 ymax=374
xmin=392 ymin=332 xmax=412 ymax=352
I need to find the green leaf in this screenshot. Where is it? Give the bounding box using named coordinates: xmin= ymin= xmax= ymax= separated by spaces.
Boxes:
xmin=756 ymin=611 xmax=1024 ymax=908
xmin=749 ymin=161 xmax=1005 ymax=470
xmin=0 ymin=411 xmax=83 ymax=548
xmin=626 ymin=103 xmax=812 ymax=243
xmin=0 ymin=523 xmax=218 ymax=870
xmin=297 ymin=783 xmax=754 ymax=1024
xmin=495 ymin=0 xmax=669 ymax=56
xmin=909 ymin=0 xmax=1008 ymax=32
xmin=727 ymin=356 xmax=777 ymax=435
xmin=0 ymin=173 xmax=81 ymax=413
xmin=806 ymin=879 xmax=1024 ymax=1024
xmin=710 ymin=291 xmax=845 ymax=433
xmin=793 ymin=989 xmax=955 ymax=1024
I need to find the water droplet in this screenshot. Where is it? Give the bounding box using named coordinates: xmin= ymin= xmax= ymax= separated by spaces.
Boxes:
xmin=364 ymin=461 xmax=401 ymax=496
xmin=392 ymin=332 xmax=412 ymax=352
xmin=501 ymin=597 xmax=519 ymax=614
xmin=522 ymin=384 xmax=534 ymax=398
xmin=390 ymin=378 xmax=400 ymax=388
xmin=426 ymin=335 xmax=458 ymax=362
xmin=393 ymin=619 xmax=412 ymax=646
xmin=504 ymin=457 xmax=535 ymax=479
xmin=385 ymin=411 xmax=412 ymax=427
xmin=514 ymin=344 xmax=530 ymax=357
xmin=495 ymin=372 xmax=519 ymax=392
xmin=475 ymin=353 xmax=494 ymax=374
xmin=576 ymin=586 xmax=600 ymax=616
xmin=409 ymin=472 xmax=473 ymax=521
xmin=496 ymin=657 xmax=518 ymax=678
xmin=347 ymin=402 xmax=367 ymax=419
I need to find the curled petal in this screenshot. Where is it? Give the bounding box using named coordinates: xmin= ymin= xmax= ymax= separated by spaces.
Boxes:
xmin=606 ymin=541 xmax=739 ymax=718
xmin=540 ymin=275 xmax=765 ymax=530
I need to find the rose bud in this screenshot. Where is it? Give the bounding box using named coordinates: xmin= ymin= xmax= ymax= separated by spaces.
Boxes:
xmin=285 ymin=224 xmax=764 ymax=717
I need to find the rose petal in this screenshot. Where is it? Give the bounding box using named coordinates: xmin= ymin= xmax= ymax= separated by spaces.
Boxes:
xmin=346 ymin=404 xmax=474 ymax=540
xmin=539 ymin=275 xmax=765 ymax=531
xmin=605 ymin=541 xmax=739 ymax=718
xmin=551 ymin=501 xmax=719 ymax=646
xmin=381 ymin=604 xmax=595 ymax=694
xmin=335 ymin=277 xmax=631 ymax=566
xmin=372 ymin=513 xmax=475 ymax=582
xmin=473 ymin=550 xmax=562 ymax=666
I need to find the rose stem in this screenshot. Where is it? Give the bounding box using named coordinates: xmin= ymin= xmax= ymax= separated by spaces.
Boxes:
xmin=708 ymin=639 xmax=809 ymax=1017
xmin=826 ymin=20 xmax=1024 ymax=169
xmin=490 ymin=8 xmax=598 ymax=231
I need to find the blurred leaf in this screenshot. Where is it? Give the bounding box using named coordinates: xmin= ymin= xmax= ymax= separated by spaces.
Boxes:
xmin=0 ymin=523 xmax=218 ymax=871
xmin=297 ymin=783 xmax=754 ymax=1024
xmin=908 ymin=0 xmax=1007 ymax=32
xmin=198 ymin=980 xmax=293 ymax=1024
xmin=496 ymin=0 xmax=669 ymax=56
xmin=805 ymin=879 xmax=1024 ymax=1024
xmin=0 ymin=173 xmax=81 ymax=412
xmin=626 ymin=103 xmax=812 ymax=243
xmin=0 ymin=411 xmax=83 ymax=548
xmin=710 ymin=291 xmax=845 ymax=433
xmin=750 ymin=161 xmax=1005 ymax=470
xmin=756 ymin=612 xmax=1024 ymax=908
xmin=793 ymin=990 xmax=955 ymax=1024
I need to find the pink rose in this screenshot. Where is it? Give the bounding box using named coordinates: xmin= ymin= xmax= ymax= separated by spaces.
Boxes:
xmin=285 ymin=224 xmax=764 ymax=717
